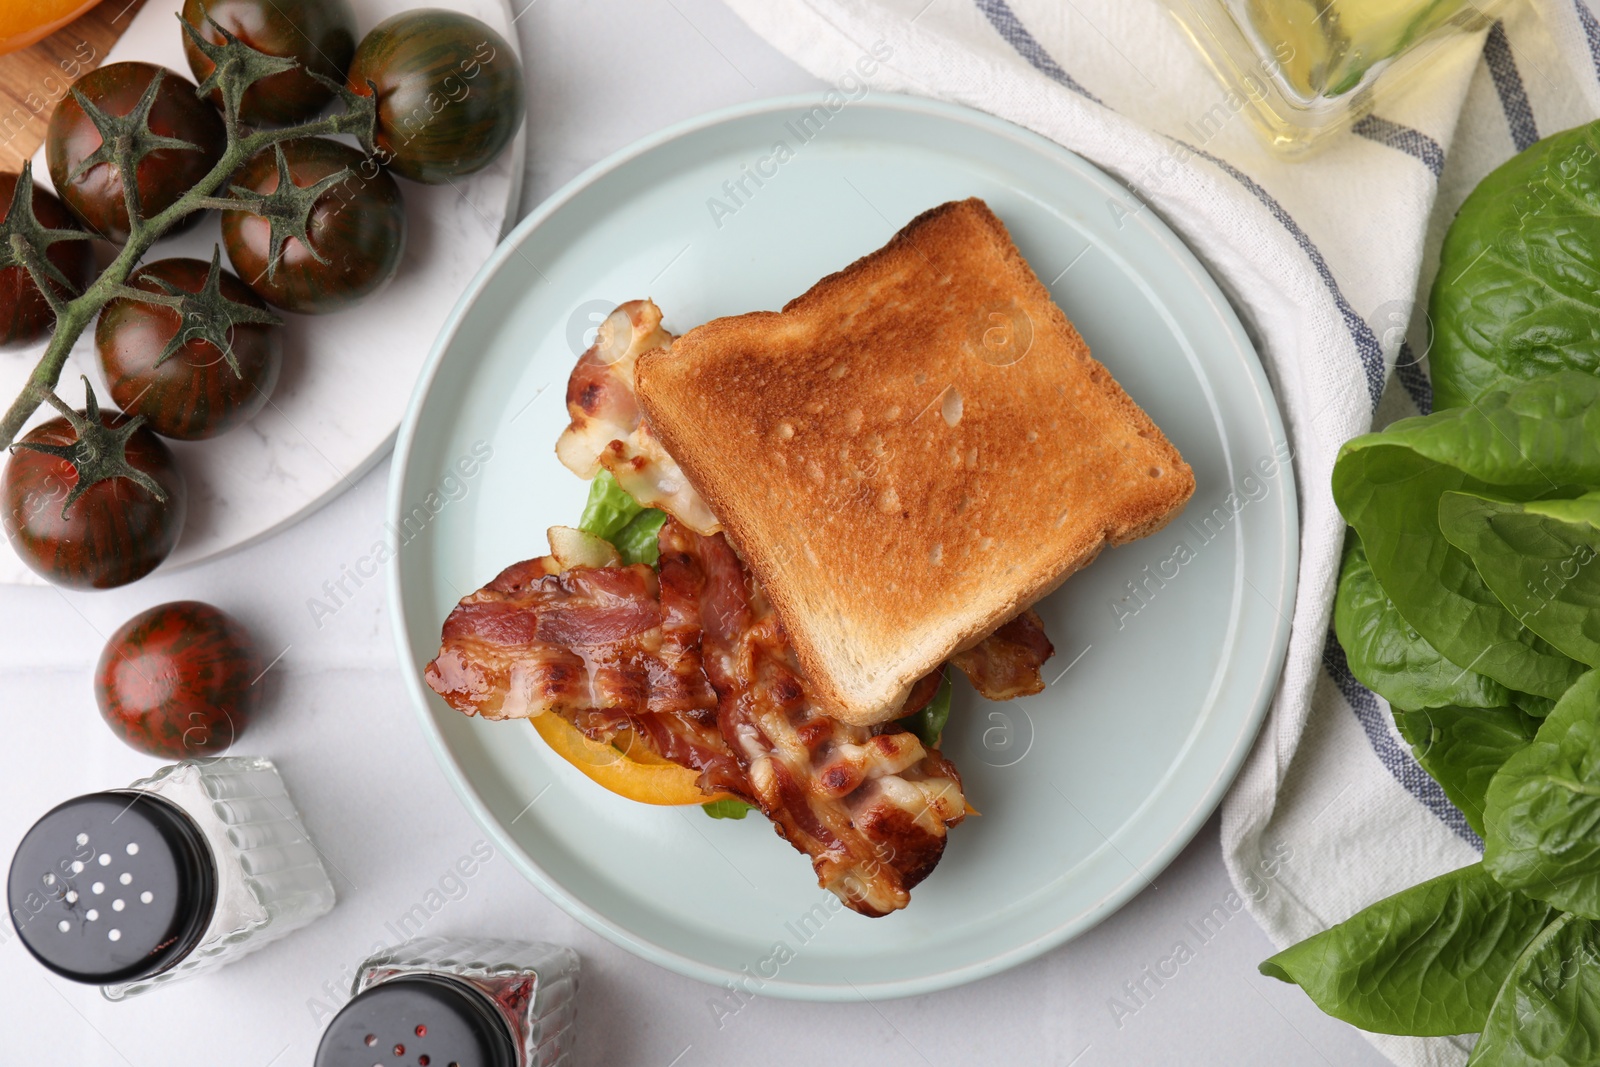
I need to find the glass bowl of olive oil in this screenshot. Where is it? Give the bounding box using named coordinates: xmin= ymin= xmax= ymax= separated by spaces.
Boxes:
xmin=1164 ymin=0 xmax=1511 ymax=154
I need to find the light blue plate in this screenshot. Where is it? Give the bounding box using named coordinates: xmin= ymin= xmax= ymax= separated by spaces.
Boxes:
xmin=388 ymin=94 xmax=1296 ymax=1000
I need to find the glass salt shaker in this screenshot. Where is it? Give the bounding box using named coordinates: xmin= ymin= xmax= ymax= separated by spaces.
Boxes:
xmin=7 ymin=756 xmax=335 ymax=1000
xmin=315 ymin=936 xmax=580 ymax=1067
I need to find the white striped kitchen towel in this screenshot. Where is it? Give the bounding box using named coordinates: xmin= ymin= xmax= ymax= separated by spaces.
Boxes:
xmin=717 ymin=1 xmax=1600 ymax=1064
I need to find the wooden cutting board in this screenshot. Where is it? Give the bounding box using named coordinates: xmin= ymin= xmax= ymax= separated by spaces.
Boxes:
xmin=0 ymin=0 xmax=147 ymax=172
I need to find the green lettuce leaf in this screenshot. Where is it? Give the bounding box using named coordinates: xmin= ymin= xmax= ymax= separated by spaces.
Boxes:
xmin=1260 ymin=863 xmax=1560 ymax=1036
xmin=1514 ymin=691 xmax=1562 ymax=718
xmin=1430 ymin=121 xmax=1600 ymax=409
xmin=1440 ymin=491 xmax=1600 ymax=669
xmin=1335 ymin=532 xmax=1511 ymax=711
xmin=1374 ymin=372 xmax=1600 ymax=488
xmin=613 ymin=509 xmax=668 ymax=566
xmin=1485 ymin=670 xmax=1600 ymax=918
xmin=898 ymin=671 xmax=953 ymax=749
xmin=577 ymin=470 xmax=643 ymax=542
xmin=702 ymin=798 xmax=753 ymax=820
xmin=1394 ymin=705 xmax=1541 ymax=836
xmin=1333 ymin=441 xmax=1583 ymax=698
xmin=1468 ymin=913 xmax=1600 ymax=1066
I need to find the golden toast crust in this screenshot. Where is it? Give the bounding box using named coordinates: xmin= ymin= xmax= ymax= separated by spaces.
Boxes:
xmin=636 ymin=199 xmax=1195 ymax=724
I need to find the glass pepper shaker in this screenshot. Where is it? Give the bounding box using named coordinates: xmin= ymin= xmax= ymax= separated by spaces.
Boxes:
xmin=315 ymin=936 xmax=580 ymax=1067
xmin=7 ymin=756 xmax=335 ymax=1000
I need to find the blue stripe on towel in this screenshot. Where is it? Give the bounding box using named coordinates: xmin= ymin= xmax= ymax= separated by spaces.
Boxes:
xmin=1175 ymin=145 xmax=1387 ymax=412
xmin=1324 ymin=630 xmax=1485 ymax=850
xmin=973 ymin=0 xmax=1102 ymax=103
xmin=1351 ymin=115 xmax=1446 ymax=178
xmin=1484 ymin=21 xmax=1541 ymax=150
xmin=1395 ymin=342 xmax=1433 ymax=414
xmin=1576 ymin=0 xmax=1600 ymax=87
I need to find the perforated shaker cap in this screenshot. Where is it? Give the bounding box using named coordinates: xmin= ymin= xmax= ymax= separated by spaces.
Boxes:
xmin=315 ymin=975 xmax=517 ymax=1067
xmin=7 ymin=790 xmax=216 ymax=985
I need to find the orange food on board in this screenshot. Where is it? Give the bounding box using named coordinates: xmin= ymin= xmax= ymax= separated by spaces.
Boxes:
xmin=529 ymin=714 xmax=733 ymax=807
xmin=0 ymin=0 xmax=104 ymax=56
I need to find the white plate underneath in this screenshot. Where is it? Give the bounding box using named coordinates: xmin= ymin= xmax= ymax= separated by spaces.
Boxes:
xmin=0 ymin=0 xmax=524 ymax=584
xmin=391 ymin=94 xmax=1297 ymax=1000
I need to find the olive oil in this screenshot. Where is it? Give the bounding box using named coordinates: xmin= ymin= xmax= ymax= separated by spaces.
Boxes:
xmin=1248 ymin=0 xmax=1471 ymax=98
xmin=1166 ymin=0 xmax=1512 ymax=154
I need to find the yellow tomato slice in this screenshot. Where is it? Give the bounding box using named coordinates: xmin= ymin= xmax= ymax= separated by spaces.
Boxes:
xmin=609 ymin=726 xmax=678 ymax=767
xmin=0 ymin=0 xmax=104 ymax=56
xmin=529 ymin=714 xmax=731 ymax=806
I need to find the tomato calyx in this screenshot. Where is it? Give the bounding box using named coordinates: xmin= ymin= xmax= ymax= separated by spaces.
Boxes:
xmin=180 ymin=11 xmax=377 ymax=151
xmin=0 ymin=160 xmax=90 ymax=303
xmin=178 ymin=7 xmax=297 ymax=127
xmin=65 ymin=75 xmax=204 ymax=214
xmin=112 ymin=245 xmax=280 ymax=373
xmin=217 ymin=144 xmax=351 ymax=282
xmin=11 ymin=378 xmax=169 ymax=515
xmin=305 ymin=72 xmax=380 ymax=157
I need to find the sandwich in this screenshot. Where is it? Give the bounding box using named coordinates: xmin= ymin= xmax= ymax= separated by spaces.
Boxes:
xmin=424 ymin=198 xmax=1194 ymax=915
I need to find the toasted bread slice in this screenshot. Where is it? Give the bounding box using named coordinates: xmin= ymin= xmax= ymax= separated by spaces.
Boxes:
xmin=636 ymin=198 xmax=1195 ymax=725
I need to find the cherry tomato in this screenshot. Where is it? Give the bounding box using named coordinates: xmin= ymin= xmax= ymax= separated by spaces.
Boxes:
xmin=346 ymin=9 xmax=523 ymax=184
xmin=0 ymin=172 xmax=94 ymax=350
xmin=2 ymin=409 xmax=186 ymax=589
xmin=221 ymin=137 xmax=405 ymax=314
xmin=45 ymin=62 xmax=226 ymax=243
xmin=181 ymin=0 xmax=357 ymax=127
xmin=96 ymin=257 xmax=283 ymax=440
xmin=95 ymin=600 xmax=262 ymax=759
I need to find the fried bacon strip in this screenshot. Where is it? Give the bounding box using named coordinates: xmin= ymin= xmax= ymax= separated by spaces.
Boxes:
xmin=423 ymin=554 xmax=747 ymax=797
xmin=554 ymin=299 xmax=720 ymax=534
xmin=953 ymin=610 xmax=1055 ymax=700
xmin=658 ymin=520 xmax=966 ymax=916
xmin=423 ymin=522 xmax=970 ymax=916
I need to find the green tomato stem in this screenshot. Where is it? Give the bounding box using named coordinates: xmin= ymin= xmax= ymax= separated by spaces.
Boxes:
xmin=0 ymin=90 xmax=373 ymax=452
xmin=10 ymin=234 xmax=67 ymax=317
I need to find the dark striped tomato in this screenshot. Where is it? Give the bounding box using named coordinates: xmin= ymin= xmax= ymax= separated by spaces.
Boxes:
xmin=346 ymin=9 xmax=523 ymax=184
xmin=96 ymin=601 xmax=262 ymax=758
xmin=220 ymin=137 xmax=406 ymax=314
xmin=45 ymin=62 xmax=225 ymax=244
xmin=181 ymin=0 xmax=357 ymax=127
xmin=1 ymin=412 xmax=185 ymax=589
xmin=96 ymin=257 xmax=282 ymax=440
xmin=0 ymin=173 xmax=94 ymax=349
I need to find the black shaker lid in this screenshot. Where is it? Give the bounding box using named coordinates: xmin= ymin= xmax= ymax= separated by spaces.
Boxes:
xmin=8 ymin=790 xmax=215 ymax=985
xmin=315 ymin=975 xmax=516 ymax=1067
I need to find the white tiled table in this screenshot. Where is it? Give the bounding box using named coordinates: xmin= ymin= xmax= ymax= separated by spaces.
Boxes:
xmin=0 ymin=2 xmax=1391 ymax=1064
